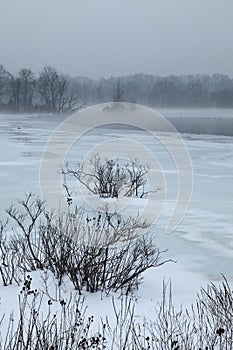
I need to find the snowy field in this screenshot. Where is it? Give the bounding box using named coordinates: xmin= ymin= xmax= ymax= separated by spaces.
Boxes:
xmin=0 ymin=108 xmax=233 ymax=327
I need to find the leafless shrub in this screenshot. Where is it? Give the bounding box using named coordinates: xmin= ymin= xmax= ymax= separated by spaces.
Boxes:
xmin=149 ymin=281 xmax=195 ymax=350
xmin=1 ymin=276 xmax=106 ymax=350
xmin=1 ymin=193 xmax=167 ymax=296
xmin=148 ymin=278 xmax=233 ymax=350
xmin=1 ymin=276 xmax=233 ymax=349
xmin=0 ymin=218 xmax=24 ymax=286
xmin=104 ymin=297 xmax=153 ymax=350
xmin=63 ymin=153 xmax=160 ymax=199
xmin=6 ymin=193 xmax=44 ymax=270
xmin=193 ymin=276 xmax=233 ymax=349
xmin=69 ymin=206 xmax=149 ymax=247
xmin=39 ymin=212 xmax=166 ymax=295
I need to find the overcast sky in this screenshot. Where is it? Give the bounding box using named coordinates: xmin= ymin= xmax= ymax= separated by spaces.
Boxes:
xmin=0 ymin=0 xmax=233 ymax=78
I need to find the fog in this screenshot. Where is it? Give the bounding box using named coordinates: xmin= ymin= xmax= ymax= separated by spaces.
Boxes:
xmin=0 ymin=0 xmax=233 ymax=78
xmin=159 ymin=109 xmax=233 ymax=136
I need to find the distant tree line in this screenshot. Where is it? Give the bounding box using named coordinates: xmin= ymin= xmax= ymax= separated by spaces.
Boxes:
xmin=80 ymin=73 xmax=233 ymax=108
xmin=0 ymin=63 xmax=233 ymax=112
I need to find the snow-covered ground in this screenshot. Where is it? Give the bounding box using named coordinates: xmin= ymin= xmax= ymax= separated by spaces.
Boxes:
xmin=0 ymin=108 xmax=233 ymax=325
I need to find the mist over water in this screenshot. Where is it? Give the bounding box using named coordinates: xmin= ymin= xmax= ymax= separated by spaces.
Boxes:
xmin=156 ymin=108 xmax=233 ymax=136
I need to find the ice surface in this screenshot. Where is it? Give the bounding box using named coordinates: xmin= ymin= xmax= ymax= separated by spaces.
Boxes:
xmin=0 ymin=109 xmax=233 ymax=318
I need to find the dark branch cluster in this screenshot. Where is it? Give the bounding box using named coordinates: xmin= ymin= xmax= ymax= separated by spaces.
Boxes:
xmin=63 ymin=154 xmax=160 ymax=199
xmin=0 ymin=193 xmax=166 ymax=296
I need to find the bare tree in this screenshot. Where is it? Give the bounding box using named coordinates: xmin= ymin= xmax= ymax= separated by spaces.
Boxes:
xmin=7 ymin=72 xmax=21 ymax=111
xmin=18 ymin=68 xmax=35 ymax=111
xmin=0 ymin=64 xmax=7 ymax=103
xmin=38 ymin=66 xmax=82 ymax=113
xmin=7 ymin=68 xmax=36 ymax=111
xmin=37 ymin=66 xmax=59 ymax=112
xmin=113 ymin=78 xmax=124 ymax=102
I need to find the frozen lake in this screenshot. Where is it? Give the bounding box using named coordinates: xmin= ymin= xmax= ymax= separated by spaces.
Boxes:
xmin=0 ymin=108 xmax=233 ymax=306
